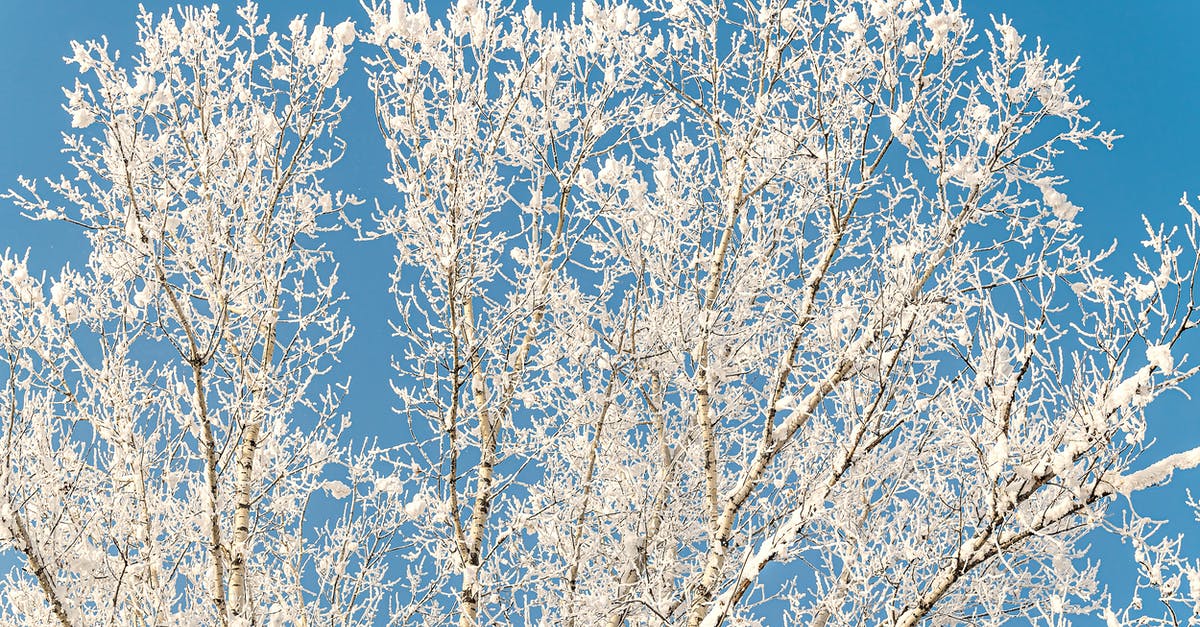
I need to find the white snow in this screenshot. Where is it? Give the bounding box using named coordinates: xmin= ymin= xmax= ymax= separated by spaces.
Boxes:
xmin=1036 ymin=180 xmax=1082 ymax=222
xmin=49 ymin=282 xmax=69 ymax=308
xmin=1146 ymin=343 xmax=1174 ymax=374
xmin=774 ymin=394 xmax=796 ymax=410
xmin=133 ymin=287 xmax=153 ymax=308
xmin=1105 ymin=366 xmax=1151 ymax=412
xmin=374 ymin=476 xmax=403 ymax=494
xmin=837 ymin=12 xmax=863 ymax=36
xmin=986 ymin=435 xmax=1008 ymax=479
xmin=1111 ymin=446 xmax=1200 ymax=494
xmin=403 ymin=494 xmax=427 ymax=519
xmin=70 ymin=108 xmax=95 ymax=129
xmin=333 ymin=21 xmax=356 ymax=46
xmin=323 ymin=480 xmax=351 ymax=499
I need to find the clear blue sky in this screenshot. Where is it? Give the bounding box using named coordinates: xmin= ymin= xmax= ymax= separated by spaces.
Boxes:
xmin=1 ymin=1 xmax=1197 ymax=620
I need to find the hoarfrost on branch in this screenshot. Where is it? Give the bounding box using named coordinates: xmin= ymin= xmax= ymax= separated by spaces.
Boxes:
xmin=2 ymin=1 xmax=1200 ymax=626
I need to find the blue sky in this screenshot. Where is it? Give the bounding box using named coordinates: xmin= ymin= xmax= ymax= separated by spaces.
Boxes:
xmin=1 ymin=0 xmax=1198 ymax=620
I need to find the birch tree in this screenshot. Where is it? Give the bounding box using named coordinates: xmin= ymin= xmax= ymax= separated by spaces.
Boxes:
xmin=6 ymin=0 xmax=1200 ymax=626
xmin=0 ymin=4 xmax=397 ymax=626
xmin=365 ymin=0 xmax=1200 ymax=625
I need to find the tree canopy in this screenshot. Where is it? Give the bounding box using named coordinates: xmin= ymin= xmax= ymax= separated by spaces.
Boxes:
xmin=1 ymin=1 xmax=1199 ymax=625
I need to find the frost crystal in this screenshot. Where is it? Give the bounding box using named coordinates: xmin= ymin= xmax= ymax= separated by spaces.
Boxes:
xmin=333 ymin=20 xmax=356 ymax=46
xmin=1146 ymin=343 xmax=1173 ymax=374
xmin=324 ymin=480 xmax=351 ymax=499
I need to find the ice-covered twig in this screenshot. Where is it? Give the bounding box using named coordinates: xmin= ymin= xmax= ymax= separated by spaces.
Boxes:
xmin=1110 ymin=446 xmax=1200 ymax=495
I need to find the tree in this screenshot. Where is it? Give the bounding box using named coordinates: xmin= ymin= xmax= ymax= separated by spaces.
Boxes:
xmin=363 ymin=0 xmax=1200 ymax=625
xmin=0 ymin=4 xmax=395 ymax=626
xmin=4 ymin=1 xmax=1200 ymax=626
